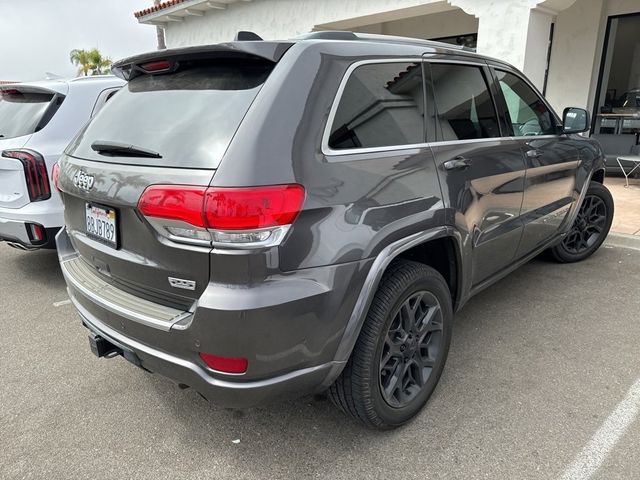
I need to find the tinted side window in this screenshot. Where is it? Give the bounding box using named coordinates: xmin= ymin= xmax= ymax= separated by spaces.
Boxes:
xmin=429 ymin=63 xmax=500 ymax=141
xmin=329 ymin=62 xmax=424 ymax=149
xmin=495 ymin=70 xmax=557 ymax=136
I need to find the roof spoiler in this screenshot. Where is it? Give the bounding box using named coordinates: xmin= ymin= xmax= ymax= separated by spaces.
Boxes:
xmin=111 ymin=42 xmax=293 ymax=81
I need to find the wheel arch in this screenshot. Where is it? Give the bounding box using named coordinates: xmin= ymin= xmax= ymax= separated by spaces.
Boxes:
xmin=322 ymin=227 xmax=463 ymax=387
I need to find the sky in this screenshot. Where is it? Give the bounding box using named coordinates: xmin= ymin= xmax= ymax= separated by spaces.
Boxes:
xmin=0 ymin=0 xmax=158 ymax=81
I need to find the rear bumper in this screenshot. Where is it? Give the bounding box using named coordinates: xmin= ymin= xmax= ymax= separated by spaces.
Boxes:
xmin=74 ymin=298 xmax=339 ymax=408
xmin=0 ymin=216 xmax=59 ymax=249
xmin=0 ymin=199 xmax=63 ymax=249
xmin=57 ymin=227 xmax=369 ymax=407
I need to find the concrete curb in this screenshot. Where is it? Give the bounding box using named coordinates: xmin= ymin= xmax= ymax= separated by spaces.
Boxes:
xmin=604 ymin=232 xmax=640 ymax=251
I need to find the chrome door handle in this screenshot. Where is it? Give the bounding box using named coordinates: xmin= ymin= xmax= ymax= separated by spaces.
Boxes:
xmin=443 ymin=156 xmax=472 ymax=170
xmin=526 ymin=149 xmax=542 ymax=158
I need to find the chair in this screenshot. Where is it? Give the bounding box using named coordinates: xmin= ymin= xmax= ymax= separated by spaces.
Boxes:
xmin=617 ymin=145 xmax=640 ymax=187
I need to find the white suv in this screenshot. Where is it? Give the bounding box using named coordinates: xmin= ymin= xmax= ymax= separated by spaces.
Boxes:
xmin=0 ymin=75 xmax=124 ymax=250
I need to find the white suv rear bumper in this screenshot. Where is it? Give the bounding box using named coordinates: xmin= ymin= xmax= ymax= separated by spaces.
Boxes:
xmin=0 ymin=196 xmax=63 ymax=248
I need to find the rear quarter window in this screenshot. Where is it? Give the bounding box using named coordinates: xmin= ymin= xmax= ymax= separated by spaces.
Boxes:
xmin=67 ymin=60 xmax=273 ymax=169
xmin=328 ymin=62 xmax=425 ymax=150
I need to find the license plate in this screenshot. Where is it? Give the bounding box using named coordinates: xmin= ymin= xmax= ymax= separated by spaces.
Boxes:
xmin=85 ymin=203 xmax=117 ymax=247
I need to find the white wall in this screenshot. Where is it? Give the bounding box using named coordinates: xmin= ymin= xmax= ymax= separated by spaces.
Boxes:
xmin=606 ymin=0 xmax=640 ymax=16
xmin=449 ymin=0 xmax=542 ymax=73
xmin=522 ymin=9 xmax=553 ymax=90
xmin=544 ymin=0 xmax=606 ymax=112
xmin=360 ymin=9 xmax=479 ymax=39
xmin=163 ymin=0 xmax=445 ymax=46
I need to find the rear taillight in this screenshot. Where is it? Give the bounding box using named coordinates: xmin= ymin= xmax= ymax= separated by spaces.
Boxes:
xmin=2 ymin=149 xmax=51 ymax=202
xmin=52 ymin=161 xmax=61 ymax=192
xmin=137 ymin=184 xmax=305 ymax=248
xmin=204 ymin=185 xmax=305 ymax=230
xmin=138 ymin=185 xmax=207 ymax=227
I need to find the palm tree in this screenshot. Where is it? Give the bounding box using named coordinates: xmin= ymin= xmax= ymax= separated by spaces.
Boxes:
xmin=88 ymin=48 xmax=113 ymax=75
xmin=69 ymin=48 xmax=113 ymax=76
xmin=69 ymin=49 xmax=92 ymax=76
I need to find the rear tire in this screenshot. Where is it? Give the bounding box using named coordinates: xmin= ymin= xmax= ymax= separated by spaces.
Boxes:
xmin=548 ymin=182 xmax=614 ymax=263
xmin=329 ymin=260 xmax=453 ymax=429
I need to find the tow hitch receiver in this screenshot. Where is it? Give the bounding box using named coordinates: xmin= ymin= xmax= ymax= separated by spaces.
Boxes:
xmin=88 ymin=332 xmax=120 ymax=358
xmin=87 ymin=331 xmax=142 ymax=367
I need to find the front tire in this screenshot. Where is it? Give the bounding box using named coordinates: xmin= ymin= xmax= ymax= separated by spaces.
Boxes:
xmin=549 ymin=181 xmax=614 ymax=263
xmin=329 ymin=260 xmax=453 ymax=429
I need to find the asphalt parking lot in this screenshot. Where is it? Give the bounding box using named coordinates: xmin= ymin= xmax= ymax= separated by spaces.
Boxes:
xmin=1 ymin=239 xmax=639 ymax=480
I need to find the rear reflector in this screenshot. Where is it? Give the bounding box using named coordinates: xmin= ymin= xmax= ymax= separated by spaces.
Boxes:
xmin=2 ymin=149 xmax=51 ymax=202
xmin=138 ymin=184 xmax=305 ymax=232
xmin=199 ymin=352 xmax=248 ymax=374
xmin=27 ymin=223 xmax=45 ymax=244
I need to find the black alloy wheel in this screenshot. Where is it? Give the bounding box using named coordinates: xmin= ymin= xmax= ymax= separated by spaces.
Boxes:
xmin=561 ymin=194 xmax=607 ymax=255
xmin=549 ymin=181 xmax=614 ymax=263
xmin=329 ymin=260 xmax=452 ymax=429
xmin=379 ymin=290 xmax=443 ymax=408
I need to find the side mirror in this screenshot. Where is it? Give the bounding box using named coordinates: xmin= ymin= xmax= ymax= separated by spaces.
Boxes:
xmin=563 ymin=107 xmax=590 ymax=134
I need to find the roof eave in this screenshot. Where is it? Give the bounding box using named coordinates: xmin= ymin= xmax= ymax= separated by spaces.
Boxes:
xmin=136 ymin=0 xmax=253 ymax=25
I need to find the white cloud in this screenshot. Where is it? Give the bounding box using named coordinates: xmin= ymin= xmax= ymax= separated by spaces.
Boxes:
xmin=0 ymin=0 xmax=158 ymax=81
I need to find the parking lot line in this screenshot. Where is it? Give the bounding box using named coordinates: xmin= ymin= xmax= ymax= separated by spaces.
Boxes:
xmin=560 ymin=377 xmax=640 ymax=480
xmin=53 ymin=299 xmax=71 ymax=307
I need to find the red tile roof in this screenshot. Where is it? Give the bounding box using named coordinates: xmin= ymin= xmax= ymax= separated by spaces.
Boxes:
xmin=134 ymin=0 xmax=186 ymax=19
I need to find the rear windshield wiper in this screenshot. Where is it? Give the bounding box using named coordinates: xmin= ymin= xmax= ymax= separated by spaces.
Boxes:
xmin=91 ymin=140 xmax=162 ymax=158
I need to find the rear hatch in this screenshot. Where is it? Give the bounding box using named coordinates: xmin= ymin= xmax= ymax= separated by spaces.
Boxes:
xmin=0 ymin=86 xmax=63 ymax=208
xmin=60 ymin=48 xmax=280 ymax=307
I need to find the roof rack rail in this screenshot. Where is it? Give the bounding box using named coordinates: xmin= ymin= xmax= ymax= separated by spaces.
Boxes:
xmin=295 ymin=31 xmax=476 ymax=53
xmin=235 ymin=31 xmax=263 ymax=41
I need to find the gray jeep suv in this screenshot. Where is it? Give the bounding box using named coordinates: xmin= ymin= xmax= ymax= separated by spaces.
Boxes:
xmin=56 ymin=32 xmax=613 ymax=429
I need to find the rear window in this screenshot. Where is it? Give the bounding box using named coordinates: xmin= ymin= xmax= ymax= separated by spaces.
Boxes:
xmin=0 ymin=90 xmax=55 ymax=140
xmin=68 ymin=60 xmax=273 ymax=169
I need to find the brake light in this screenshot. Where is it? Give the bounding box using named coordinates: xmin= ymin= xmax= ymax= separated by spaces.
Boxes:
xmin=199 ymin=352 xmax=248 ymax=374
xmin=52 ymin=161 xmax=61 ymax=192
xmin=140 ymin=60 xmax=172 ymax=73
xmin=2 ymin=149 xmax=51 ymax=202
xmin=137 ymin=184 xmax=305 ymax=247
